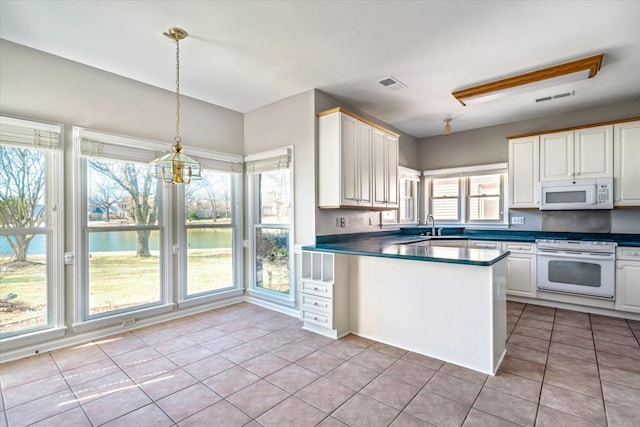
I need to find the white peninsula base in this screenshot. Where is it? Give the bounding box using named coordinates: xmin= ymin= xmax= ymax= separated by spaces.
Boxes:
xmin=348 ymin=255 xmax=507 ymax=375
xmin=301 ymin=250 xmax=508 ymax=375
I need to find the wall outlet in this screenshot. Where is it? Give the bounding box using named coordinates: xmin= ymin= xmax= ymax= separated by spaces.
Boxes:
xmin=512 ymin=216 xmax=525 ymax=225
xmin=336 ymin=217 xmax=346 ymax=228
xmin=122 ymin=318 xmax=135 ymax=327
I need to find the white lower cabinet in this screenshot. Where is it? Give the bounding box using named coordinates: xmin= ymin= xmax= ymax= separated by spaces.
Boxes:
xmin=615 ymin=247 xmax=640 ymax=313
xmin=502 ymin=242 xmax=537 ymax=298
xmin=300 ymin=251 xmax=349 ymax=338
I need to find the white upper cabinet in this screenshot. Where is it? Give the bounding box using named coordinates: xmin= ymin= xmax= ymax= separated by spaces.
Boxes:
xmin=341 ymin=115 xmax=372 ymax=206
xmin=540 ymin=131 xmax=574 ymax=181
xmin=540 ymin=125 xmax=613 ymax=181
xmin=613 ymin=120 xmax=640 ymax=206
xmin=574 ymin=125 xmax=613 ymax=179
xmin=318 ymin=108 xmax=399 ymax=209
xmin=372 ymin=128 xmax=399 ymax=208
xmin=508 ymin=135 xmax=539 ymax=208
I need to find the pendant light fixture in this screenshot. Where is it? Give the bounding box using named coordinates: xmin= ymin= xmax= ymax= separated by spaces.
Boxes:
xmin=444 ymin=118 xmax=452 ymax=136
xmin=149 ymin=27 xmax=202 ymax=184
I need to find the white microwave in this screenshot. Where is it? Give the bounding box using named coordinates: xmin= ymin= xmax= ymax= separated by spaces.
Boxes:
xmin=539 ymin=177 xmax=613 ymax=210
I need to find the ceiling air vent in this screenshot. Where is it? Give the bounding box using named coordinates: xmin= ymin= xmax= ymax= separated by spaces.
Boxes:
xmin=535 ymin=91 xmax=574 ymax=103
xmin=377 ymin=76 xmax=407 ymax=91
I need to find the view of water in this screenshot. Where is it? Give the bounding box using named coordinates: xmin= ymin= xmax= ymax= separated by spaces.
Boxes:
xmin=0 ymin=228 xmax=232 ymax=256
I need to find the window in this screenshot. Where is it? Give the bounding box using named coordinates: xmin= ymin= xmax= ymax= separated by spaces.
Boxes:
xmin=468 ymin=174 xmax=502 ymax=221
xmin=78 ymin=129 xmax=169 ymax=319
xmin=247 ymin=148 xmax=294 ymax=305
xmin=0 ymin=116 xmax=64 ymax=338
xmin=76 ymin=129 xmax=244 ymax=323
xmin=179 ymin=150 xmax=243 ymax=302
xmin=382 ymin=166 xmax=420 ymax=225
xmin=430 ymin=177 xmax=460 ymax=221
xmin=425 ymin=163 xmax=507 ymax=225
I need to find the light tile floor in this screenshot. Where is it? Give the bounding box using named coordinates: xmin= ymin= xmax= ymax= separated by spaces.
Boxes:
xmin=1 ymin=301 xmax=639 ymax=426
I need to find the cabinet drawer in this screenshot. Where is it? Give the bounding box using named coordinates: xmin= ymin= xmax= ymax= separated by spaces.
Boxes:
xmin=301 ymin=294 xmax=333 ymax=314
xmin=301 ymin=309 xmax=333 ymax=329
xmin=502 ymin=242 xmax=536 ymax=254
xmin=301 ymin=281 xmax=333 ymax=298
xmin=468 ymin=240 xmax=501 ymax=250
xmin=617 ymin=247 xmax=640 ymax=261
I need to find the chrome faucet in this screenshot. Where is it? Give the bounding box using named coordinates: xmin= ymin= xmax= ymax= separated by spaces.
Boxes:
xmin=426 ymin=214 xmax=435 ymax=236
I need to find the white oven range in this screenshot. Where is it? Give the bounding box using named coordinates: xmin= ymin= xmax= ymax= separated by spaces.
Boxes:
xmin=536 ymin=239 xmax=617 ymax=299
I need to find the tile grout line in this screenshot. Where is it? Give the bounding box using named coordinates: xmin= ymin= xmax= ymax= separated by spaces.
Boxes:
xmin=50 ymin=350 xmax=96 ymax=427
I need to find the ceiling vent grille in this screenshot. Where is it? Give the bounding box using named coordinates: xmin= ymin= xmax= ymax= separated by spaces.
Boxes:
xmin=535 ymin=91 xmax=574 ymax=103
xmin=377 ymin=76 xmax=407 ymax=91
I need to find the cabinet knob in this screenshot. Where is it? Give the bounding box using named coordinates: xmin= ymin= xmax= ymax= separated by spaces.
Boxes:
xmin=313 ymin=287 xmax=318 ymax=290
xmin=313 ymin=302 xmax=318 ymax=306
xmin=631 ymin=252 xmax=639 ymax=256
xmin=313 ymin=316 xmax=318 ymax=321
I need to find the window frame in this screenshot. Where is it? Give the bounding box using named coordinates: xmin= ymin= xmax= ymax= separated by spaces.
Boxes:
xmin=176 ymin=147 xmax=244 ymax=307
xmin=74 ymin=127 xmax=173 ymax=326
xmin=246 ymin=147 xmax=295 ymax=308
xmin=382 ymin=166 xmax=421 ymax=226
xmin=429 ymin=177 xmax=461 ymax=222
xmin=0 ymin=115 xmax=65 ymax=342
xmin=424 ymin=163 xmax=508 ymax=227
xmin=466 ymin=173 xmax=504 ymax=223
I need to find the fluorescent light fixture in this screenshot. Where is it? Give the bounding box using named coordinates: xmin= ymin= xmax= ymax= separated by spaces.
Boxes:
xmin=452 ymin=54 xmax=603 ymax=106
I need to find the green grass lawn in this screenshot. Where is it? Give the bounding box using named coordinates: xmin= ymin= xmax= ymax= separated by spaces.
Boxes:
xmin=0 ymin=249 xmax=237 ymax=334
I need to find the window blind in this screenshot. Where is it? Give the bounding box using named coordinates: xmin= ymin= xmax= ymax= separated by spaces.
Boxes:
xmin=78 ymin=128 xmax=242 ymax=173
xmin=245 ymin=148 xmax=291 ymax=175
xmin=0 ymin=116 xmax=61 ymax=150
xmin=423 ymin=162 xmax=507 ymax=178
xmin=399 ymin=166 xmax=421 ymax=182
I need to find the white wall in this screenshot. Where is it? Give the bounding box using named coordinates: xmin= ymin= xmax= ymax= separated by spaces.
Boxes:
xmin=244 ymin=90 xmax=317 ymax=246
xmin=0 ymin=40 xmax=244 ymax=155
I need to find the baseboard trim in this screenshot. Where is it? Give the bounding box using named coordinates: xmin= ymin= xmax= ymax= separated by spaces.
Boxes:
xmin=507 ymin=296 xmax=640 ymax=320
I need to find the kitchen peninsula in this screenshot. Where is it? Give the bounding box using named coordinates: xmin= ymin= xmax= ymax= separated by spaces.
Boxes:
xmin=301 ymin=236 xmax=509 ymax=375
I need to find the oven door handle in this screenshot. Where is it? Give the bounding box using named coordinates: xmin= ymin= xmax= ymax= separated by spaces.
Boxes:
xmin=537 ymin=250 xmax=614 ymax=260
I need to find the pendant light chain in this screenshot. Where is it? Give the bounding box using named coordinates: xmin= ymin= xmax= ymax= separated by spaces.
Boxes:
xmin=149 ymin=27 xmax=202 ymax=184
xmin=175 ymin=37 xmax=181 ymax=147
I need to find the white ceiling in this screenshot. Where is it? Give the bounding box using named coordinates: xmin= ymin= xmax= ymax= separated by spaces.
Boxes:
xmin=1 ymin=1 xmax=639 ymax=138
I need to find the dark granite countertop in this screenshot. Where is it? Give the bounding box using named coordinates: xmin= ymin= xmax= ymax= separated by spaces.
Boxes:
xmin=303 ymin=235 xmax=509 ymax=266
xmin=306 ymin=229 xmax=640 ymax=264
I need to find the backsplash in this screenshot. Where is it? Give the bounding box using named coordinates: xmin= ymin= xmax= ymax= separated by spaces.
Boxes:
xmin=315 ymin=209 xmax=384 ymax=236
xmin=542 ymin=210 xmax=610 ymax=233
xmin=317 ymin=208 xmax=640 ymax=236
xmin=510 ymin=208 xmax=640 ymax=234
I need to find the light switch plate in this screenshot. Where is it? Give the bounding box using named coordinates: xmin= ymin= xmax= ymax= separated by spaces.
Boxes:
xmin=512 ymin=216 xmax=525 ymax=225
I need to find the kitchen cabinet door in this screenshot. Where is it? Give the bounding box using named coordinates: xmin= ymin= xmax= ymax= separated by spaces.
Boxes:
xmin=613 ymin=120 xmax=640 ymax=206
xmin=540 ymin=131 xmax=574 ymax=181
xmin=509 ymin=136 xmax=539 ymax=208
xmin=615 ymin=260 xmax=640 ymax=313
xmin=505 ymin=254 xmax=537 ymax=298
xmin=319 ymin=108 xmax=399 ymax=209
xmin=574 ymin=125 xmax=613 ymax=179
xmin=340 ymin=114 xmax=372 ymax=207
xmin=372 ymin=129 xmax=399 ymax=208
